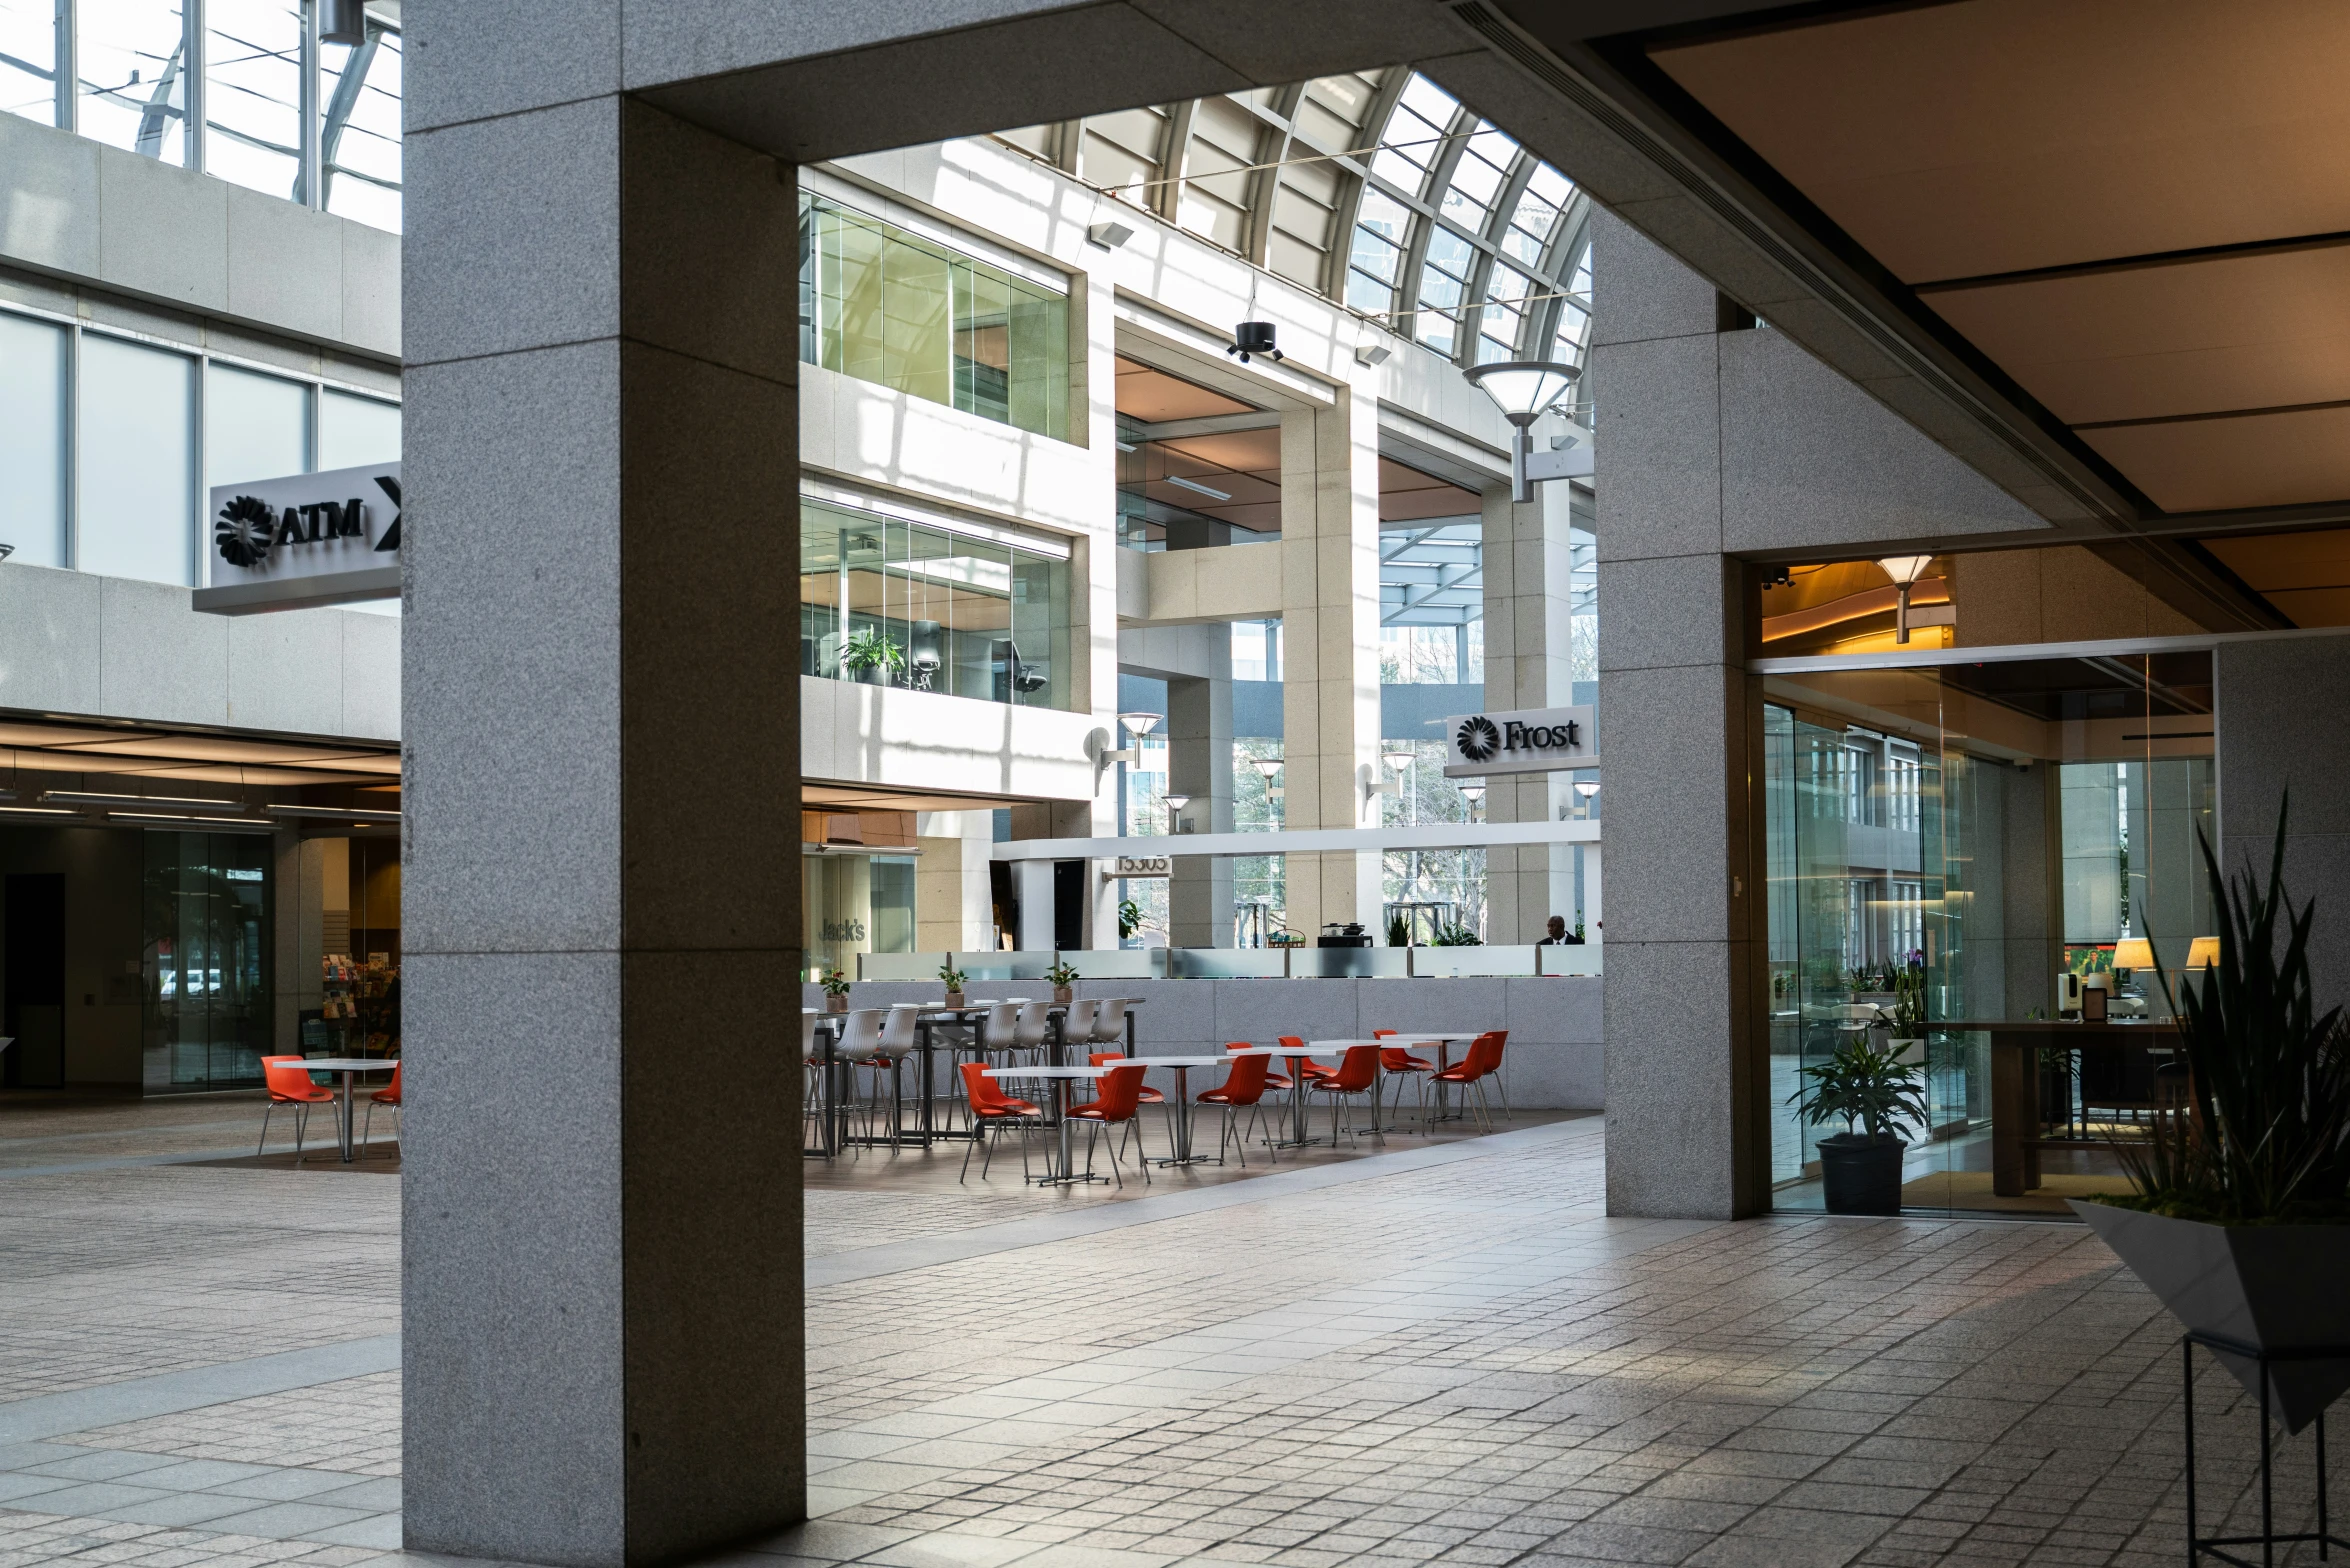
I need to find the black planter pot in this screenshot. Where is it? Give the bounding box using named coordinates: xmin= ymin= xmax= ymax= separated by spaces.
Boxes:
xmin=1818 ymin=1133 xmax=1907 ymax=1215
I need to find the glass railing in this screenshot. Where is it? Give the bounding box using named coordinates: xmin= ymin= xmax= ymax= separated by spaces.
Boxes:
xmin=851 ymin=946 xmax=1602 ymax=980
xmin=800 ymin=190 xmax=1070 ymax=440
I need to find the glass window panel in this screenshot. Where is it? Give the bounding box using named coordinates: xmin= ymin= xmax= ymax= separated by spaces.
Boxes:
xmin=1424 ymin=225 xmax=1474 ymax=275
xmin=205 ymin=362 xmax=308 ymax=490
xmin=0 ymin=0 xmax=56 ymax=124
xmin=0 ymin=312 xmax=68 ymax=568
xmin=1345 ymin=267 xmax=1394 ymax=317
xmin=80 ymin=0 xmax=188 ymax=163
xmin=801 ymin=192 xmax=1069 ymax=441
xmin=206 ymin=0 xmax=302 ymax=202
xmin=1396 ymin=75 xmax=1458 ymax=135
xmin=77 ymin=333 xmax=195 ymax=585
xmin=1348 ymin=225 xmax=1401 ymax=284
xmin=321 ymin=24 xmax=401 ymax=232
xmin=319 ymin=389 xmax=401 ymax=468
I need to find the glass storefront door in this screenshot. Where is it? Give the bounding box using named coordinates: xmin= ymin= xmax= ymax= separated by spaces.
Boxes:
xmin=145 ymin=831 xmax=272 ymax=1088
xmin=1763 ymin=652 xmax=2216 ymax=1218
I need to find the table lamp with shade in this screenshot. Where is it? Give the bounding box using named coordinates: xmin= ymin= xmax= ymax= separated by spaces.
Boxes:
xmin=2113 ymin=937 xmax=2155 ymax=977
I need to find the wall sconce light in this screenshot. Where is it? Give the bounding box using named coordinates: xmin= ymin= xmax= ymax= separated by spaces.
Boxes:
xmin=1463 ymin=360 xmax=1586 ymax=502
xmin=1250 ymin=756 xmax=1284 ymax=802
xmin=1877 ymin=555 xmax=1934 ymax=645
xmin=1102 ymin=710 xmax=1161 ymax=765
xmin=1354 ymin=342 xmax=1392 ymax=367
xmin=1572 ymin=778 xmax=1600 ymax=819
xmin=1086 ymin=219 xmax=1134 ymax=251
xmin=1163 ymin=793 xmax=1191 ymax=833
xmin=1458 ymin=781 xmax=1486 ymax=821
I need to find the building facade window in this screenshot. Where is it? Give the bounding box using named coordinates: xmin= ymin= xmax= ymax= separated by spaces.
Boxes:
xmin=79 ymin=333 xmax=197 ymax=586
xmin=0 ymin=306 xmax=400 ymax=587
xmin=146 ymin=830 xmax=273 ymax=1089
xmin=799 ymin=191 xmax=1071 ymax=441
xmin=0 ymin=311 xmax=69 ymax=568
xmin=799 ymin=495 xmax=1073 ymax=711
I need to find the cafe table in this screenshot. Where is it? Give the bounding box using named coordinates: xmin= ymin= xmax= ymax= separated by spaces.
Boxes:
xmin=296 ymin=1057 xmax=397 ymax=1164
xmin=1932 ymin=1019 xmax=2184 ymax=1196
xmin=984 ymin=1063 xmax=1116 ymax=1186
xmin=1134 ymin=1048 xmax=1278 ymax=1166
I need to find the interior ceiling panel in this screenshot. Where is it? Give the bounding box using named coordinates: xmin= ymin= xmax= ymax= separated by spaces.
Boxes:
xmin=1621 ymin=0 xmax=2350 ymax=569
xmin=1648 ymin=0 xmax=2350 ymax=283
xmin=1379 ymin=458 xmax=1481 ymax=523
xmin=1922 ymin=244 xmax=2350 ymax=425
xmin=2080 ymin=406 xmax=2350 ymax=514
xmin=2201 ymin=528 xmax=2350 ymax=627
xmin=1113 ymin=357 xmax=1254 ymax=421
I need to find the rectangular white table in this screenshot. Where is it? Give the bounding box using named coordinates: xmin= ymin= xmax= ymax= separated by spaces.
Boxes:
xmin=296 ymin=1057 xmax=397 ymax=1163
xmin=984 ymin=1064 xmax=1118 ymax=1186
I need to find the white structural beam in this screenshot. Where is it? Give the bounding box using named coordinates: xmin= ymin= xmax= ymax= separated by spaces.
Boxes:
xmin=991 ymin=818 xmax=1601 ymax=862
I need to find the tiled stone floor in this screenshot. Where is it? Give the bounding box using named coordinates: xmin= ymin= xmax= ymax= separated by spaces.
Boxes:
xmin=0 ymin=1097 xmax=2328 ymax=1566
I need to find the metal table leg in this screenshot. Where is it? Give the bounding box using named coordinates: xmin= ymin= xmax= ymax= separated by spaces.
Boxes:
xmin=337 ymin=1071 xmax=358 ymax=1162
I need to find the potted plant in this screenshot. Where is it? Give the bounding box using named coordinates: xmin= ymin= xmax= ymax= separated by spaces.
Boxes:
xmin=839 ymin=626 xmax=903 ymax=686
xmin=1118 ymin=899 xmax=1144 ymax=943
xmin=1888 ymin=957 xmax=1926 ymax=1066
xmin=818 ymin=967 xmax=852 ymax=1014
xmin=2073 ymin=802 xmax=2350 ymax=1435
xmin=1388 ymin=913 xmax=1411 ymax=948
xmin=1044 ymin=959 xmax=1078 ymax=1005
xmin=1790 ymin=1036 xmax=1928 ymax=1215
xmin=938 ymin=961 xmax=968 ymax=1009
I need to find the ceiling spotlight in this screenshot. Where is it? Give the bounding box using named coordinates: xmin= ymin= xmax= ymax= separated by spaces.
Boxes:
xmin=1353 ymin=343 xmax=1392 ymax=368
xmin=1877 ymin=555 xmax=1936 ymax=644
xmin=1086 ymin=219 xmax=1134 ymax=251
xmin=1227 ymin=321 xmax=1283 ymax=364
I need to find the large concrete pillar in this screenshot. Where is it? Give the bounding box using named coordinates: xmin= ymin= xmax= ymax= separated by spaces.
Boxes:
xmin=1279 ymin=386 xmax=1382 ymax=937
xmin=1481 ymin=477 xmax=1580 ymax=943
xmin=1590 ymin=209 xmax=1766 ymax=1221
xmin=2218 ymin=637 xmax=2350 ymax=1017
xmin=1167 ymin=665 xmax=1235 ymax=946
xmin=403 ymin=95 xmax=803 ymax=1564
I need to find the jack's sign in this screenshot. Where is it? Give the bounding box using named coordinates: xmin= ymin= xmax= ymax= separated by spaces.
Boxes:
xmin=193 ymin=462 xmax=399 ymax=615
xmin=1443 ymin=704 xmax=1598 ymax=777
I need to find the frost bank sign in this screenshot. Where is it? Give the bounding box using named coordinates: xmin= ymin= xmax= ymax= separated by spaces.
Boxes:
xmin=1442 ymin=704 xmax=1597 ymax=778
xmin=192 ymin=462 xmax=400 ymax=615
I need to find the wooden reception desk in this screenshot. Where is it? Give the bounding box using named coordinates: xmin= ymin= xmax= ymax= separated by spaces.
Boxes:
xmin=1937 ymin=1021 xmax=2183 ymax=1197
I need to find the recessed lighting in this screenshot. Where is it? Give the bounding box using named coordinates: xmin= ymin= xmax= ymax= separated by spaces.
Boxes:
xmin=47 ymin=790 xmax=239 ymax=810
xmin=1165 ymin=475 xmax=1231 ymax=502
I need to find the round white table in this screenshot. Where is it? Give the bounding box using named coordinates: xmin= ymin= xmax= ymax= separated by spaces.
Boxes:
xmin=297 ymin=1057 xmax=397 ymax=1163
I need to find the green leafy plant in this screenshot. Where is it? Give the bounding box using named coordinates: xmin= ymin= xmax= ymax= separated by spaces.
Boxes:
xmin=1387 ymin=913 xmax=1410 ymax=948
xmin=1043 ymin=960 xmax=1080 ymax=987
xmin=819 ymin=967 xmax=852 ymax=997
xmin=839 ymin=626 xmax=904 ymax=675
xmin=1790 ymin=1037 xmax=1928 ymax=1143
xmin=1117 ymin=900 xmax=1143 ymax=940
xmin=1891 ymin=961 xmax=1926 ymax=1034
xmin=937 ymin=962 xmax=967 ymax=993
xmin=1430 ymin=922 xmax=1482 ymax=947
xmin=2108 ymin=800 xmax=2350 ymax=1223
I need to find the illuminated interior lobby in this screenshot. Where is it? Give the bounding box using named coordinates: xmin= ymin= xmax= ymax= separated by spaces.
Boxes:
xmin=5 ymin=2 xmax=2350 ymax=1565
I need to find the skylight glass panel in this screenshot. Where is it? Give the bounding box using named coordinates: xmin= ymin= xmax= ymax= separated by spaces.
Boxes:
xmin=1502 ymin=163 xmax=1573 ymax=269
xmin=1552 ymin=244 xmax=1594 ymax=367
xmin=1440 ymin=125 xmax=1515 ymax=228
xmin=1347 ymin=186 xmax=1411 ymax=318
xmin=1478 ymin=263 xmax=1531 ymax=363
xmin=1416 ymin=226 xmax=1475 ymax=355
xmin=1372 ymin=74 xmax=1458 ymax=197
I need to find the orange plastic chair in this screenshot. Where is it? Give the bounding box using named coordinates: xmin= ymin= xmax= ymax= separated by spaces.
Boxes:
xmin=258 ymin=1056 xmax=335 ymax=1160
xmin=362 ymin=1060 xmax=402 ymax=1156
xmin=1310 ymin=1043 xmax=1383 ymax=1147
xmin=1197 ymin=1050 xmax=1274 ymax=1165
xmin=1067 ymin=1061 xmax=1152 ymax=1186
xmin=1276 ymin=1034 xmax=1335 ymax=1084
xmin=1089 ymin=1053 xmax=1165 ymax=1103
xmin=1237 ymin=1039 xmax=1294 ymax=1091
xmin=1432 ymin=1031 xmax=1505 ymax=1130
xmin=958 ymin=1061 xmax=1038 ymax=1183
xmin=1372 ymin=1031 xmax=1437 ymax=1129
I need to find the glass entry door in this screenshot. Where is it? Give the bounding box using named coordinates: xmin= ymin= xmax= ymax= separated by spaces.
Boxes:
xmin=1763 ymin=652 xmax=2215 ymax=1218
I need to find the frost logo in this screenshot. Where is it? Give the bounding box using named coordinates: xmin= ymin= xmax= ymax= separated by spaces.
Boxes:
xmin=1455 ymin=716 xmax=1501 ymax=763
xmin=214 ymin=495 xmax=276 ymax=568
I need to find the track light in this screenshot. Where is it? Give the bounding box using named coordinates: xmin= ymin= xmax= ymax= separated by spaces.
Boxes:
xmin=1227 ymin=321 xmax=1283 ymax=364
